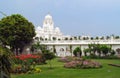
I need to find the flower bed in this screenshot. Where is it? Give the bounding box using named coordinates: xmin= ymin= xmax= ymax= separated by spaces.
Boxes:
xmin=59 ymin=56 xmax=102 ymax=69
xmin=12 ymin=54 xmax=42 ymax=74
xmin=64 ymin=60 xmax=102 ymax=69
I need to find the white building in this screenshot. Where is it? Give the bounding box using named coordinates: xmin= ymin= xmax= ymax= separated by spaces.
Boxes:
xmin=36 ymin=14 xmax=63 ymax=40
xmin=34 ymin=14 xmax=120 ymax=57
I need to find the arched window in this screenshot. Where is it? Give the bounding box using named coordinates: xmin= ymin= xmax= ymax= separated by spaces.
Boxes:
xmin=60 ymin=48 xmax=64 ymax=52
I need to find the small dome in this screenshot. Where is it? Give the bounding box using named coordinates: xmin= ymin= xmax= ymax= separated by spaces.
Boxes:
xmin=36 ymin=26 xmax=42 ymax=30
xmin=45 ymin=14 xmax=52 ymax=19
xmin=55 ymin=27 xmax=60 ymax=32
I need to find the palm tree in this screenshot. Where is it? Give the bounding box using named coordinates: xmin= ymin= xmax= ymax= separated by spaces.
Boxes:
xmin=0 ymin=46 xmax=14 ymax=78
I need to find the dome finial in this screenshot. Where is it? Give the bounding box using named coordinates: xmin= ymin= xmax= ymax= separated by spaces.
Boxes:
xmin=45 ymin=12 xmax=52 ymax=19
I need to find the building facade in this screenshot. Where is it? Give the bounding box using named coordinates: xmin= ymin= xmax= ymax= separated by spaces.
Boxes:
xmin=35 ymin=14 xmax=120 ymax=57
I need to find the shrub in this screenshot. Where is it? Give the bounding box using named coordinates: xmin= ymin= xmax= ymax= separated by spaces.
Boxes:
xmin=64 ymin=59 xmax=102 ymax=69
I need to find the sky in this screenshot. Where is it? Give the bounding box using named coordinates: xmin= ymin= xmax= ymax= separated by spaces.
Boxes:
xmin=0 ymin=0 xmax=120 ymax=37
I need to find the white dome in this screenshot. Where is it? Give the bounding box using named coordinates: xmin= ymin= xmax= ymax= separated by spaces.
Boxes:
xmin=36 ymin=26 xmax=42 ymax=31
xmin=55 ymin=27 xmax=60 ymax=32
xmin=45 ymin=14 xmax=52 ymax=19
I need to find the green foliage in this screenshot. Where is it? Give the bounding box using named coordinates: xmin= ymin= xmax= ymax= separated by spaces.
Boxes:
xmin=31 ymin=42 xmax=41 ymax=53
xmin=100 ymin=44 xmax=111 ymax=56
xmin=73 ymin=47 xmax=82 ymax=57
xmin=88 ymin=44 xmax=113 ymax=56
xmin=44 ymin=50 xmax=55 ymax=60
xmin=0 ymin=14 xmax=36 ymax=54
xmin=43 ymin=50 xmax=55 ymax=68
xmin=0 ymin=46 xmax=14 ymax=78
xmin=83 ymin=48 xmax=91 ymax=56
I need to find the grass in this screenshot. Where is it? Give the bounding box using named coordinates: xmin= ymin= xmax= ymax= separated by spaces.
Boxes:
xmin=12 ymin=58 xmax=120 ymax=78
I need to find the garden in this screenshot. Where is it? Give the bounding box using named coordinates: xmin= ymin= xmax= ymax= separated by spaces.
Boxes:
xmin=12 ymin=58 xmax=120 ymax=78
xmin=0 ymin=14 xmax=120 ymax=78
xmin=1 ymin=44 xmax=120 ymax=78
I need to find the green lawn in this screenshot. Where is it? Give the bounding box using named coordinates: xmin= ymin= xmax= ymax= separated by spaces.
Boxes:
xmin=12 ymin=58 xmax=120 ymax=78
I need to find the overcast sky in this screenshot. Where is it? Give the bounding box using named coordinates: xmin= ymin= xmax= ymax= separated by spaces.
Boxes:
xmin=0 ymin=0 xmax=120 ymax=36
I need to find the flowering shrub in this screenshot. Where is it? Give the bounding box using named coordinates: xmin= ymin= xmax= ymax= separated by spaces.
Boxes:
xmin=12 ymin=54 xmax=42 ymax=74
xmin=64 ymin=57 xmax=102 ymax=69
xmin=15 ymin=54 xmax=40 ymax=61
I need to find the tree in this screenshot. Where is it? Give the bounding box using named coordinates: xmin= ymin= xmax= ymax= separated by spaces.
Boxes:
xmin=83 ymin=48 xmax=90 ymax=56
xmin=30 ymin=42 xmax=42 ymax=53
xmin=73 ymin=47 xmax=82 ymax=57
xmin=100 ymin=45 xmax=111 ymax=56
xmin=43 ymin=50 xmax=55 ymax=69
xmin=0 ymin=14 xmax=36 ymax=55
xmin=0 ymin=46 xmax=14 ymax=78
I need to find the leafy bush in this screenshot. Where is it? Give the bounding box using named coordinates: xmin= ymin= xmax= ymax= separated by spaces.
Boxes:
xmin=73 ymin=47 xmax=82 ymax=57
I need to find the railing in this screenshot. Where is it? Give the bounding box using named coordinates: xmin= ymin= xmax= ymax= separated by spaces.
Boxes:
xmin=36 ymin=39 xmax=120 ymax=45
